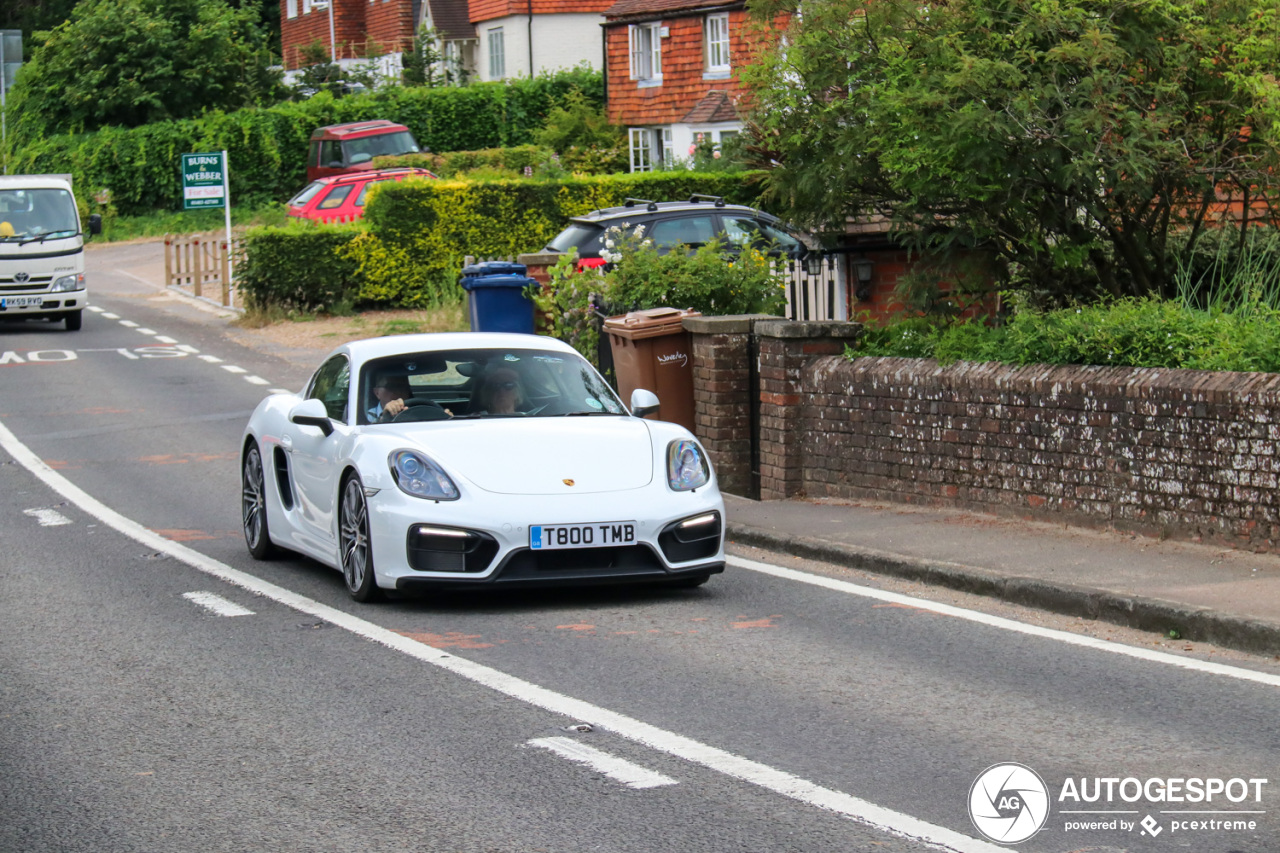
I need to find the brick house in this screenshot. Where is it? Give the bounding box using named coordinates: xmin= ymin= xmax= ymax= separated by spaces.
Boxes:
xmin=469 ymin=0 xmax=615 ymax=82
xmin=280 ymin=0 xmax=477 ymax=82
xmin=601 ymin=0 xmax=777 ymax=171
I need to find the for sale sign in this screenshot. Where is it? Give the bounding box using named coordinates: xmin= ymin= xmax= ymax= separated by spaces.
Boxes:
xmin=181 ymin=152 xmax=227 ymax=209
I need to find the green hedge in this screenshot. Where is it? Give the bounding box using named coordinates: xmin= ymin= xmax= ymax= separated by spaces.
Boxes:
xmin=240 ymin=171 xmax=767 ymax=311
xmin=10 ymin=69 xmax=604 ymax=217
xmin=236 ymin=222 xmax=362 ymax=312
xmin=347 ymin=170 xmax=768 ymax=307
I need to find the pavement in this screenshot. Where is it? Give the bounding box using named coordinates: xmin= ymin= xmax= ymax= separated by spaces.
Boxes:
xmin=91 ymin=239 xmax=1280 ymax=659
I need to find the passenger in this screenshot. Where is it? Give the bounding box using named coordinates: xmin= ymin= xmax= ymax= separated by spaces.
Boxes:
xmin=367 ymin=373 xmax=413 ymax=423
xmin=475 ymin=366 xmax=525 ymax=415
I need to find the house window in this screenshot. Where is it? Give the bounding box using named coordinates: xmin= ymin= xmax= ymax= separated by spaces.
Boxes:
xmin=628 ymin=23 xmax=662 ymax=83
xmin=488 ymin=28 xmax=505 ymax=79
xmin=302 ymin=0 xmax=311 ymax=13
xmin=286 ymin=0 xmax=297 ymax=18
xmin=704 ymin=13 xmax=730 ymax=73
xmin=629 ymin=128 xmax=653 ymax=172
xmin=629 ymin=128 xmax=672 ymax=172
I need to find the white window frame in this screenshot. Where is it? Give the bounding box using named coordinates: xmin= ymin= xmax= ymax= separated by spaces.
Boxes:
xmin=628 ymin=23 xmax=662 ymax=83
xmin=661 ymin=128 xmax=674 ymax=166
xmin=487 ymin=27 xmax=505 ymax=79
xmin=704 ymin=13 xmax=730 ymax=73
xmin=629 ymin=128 xmax=653 ymax=173
xmin=302 ymin=0 xmax=312 ymax=14
xmin=286 ymin=0 xmax=298 ymax=18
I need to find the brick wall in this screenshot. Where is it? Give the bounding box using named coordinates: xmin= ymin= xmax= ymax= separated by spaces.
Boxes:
xmin=802 ymin=357 xmax=1280 ymax=548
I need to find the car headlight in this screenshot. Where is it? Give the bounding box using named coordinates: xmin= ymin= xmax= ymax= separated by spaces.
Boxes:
xmin=52 ymin=273 xmax=85 ymax=292
xmin=389 ymin=450 xmax=459 ymax=501
xmin=667 ymin=439 xmax=710 ymax=491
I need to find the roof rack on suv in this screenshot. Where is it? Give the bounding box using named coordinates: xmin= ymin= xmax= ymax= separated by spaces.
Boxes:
xmin=687 ymin=194 xmax=726 ymax=207
xmin=623 ymin=197 xmax=659 ymax=212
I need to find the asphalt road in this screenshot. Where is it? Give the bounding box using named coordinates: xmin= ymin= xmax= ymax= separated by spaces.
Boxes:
xmin=1 ymin=250 xmax=1277 ymax=852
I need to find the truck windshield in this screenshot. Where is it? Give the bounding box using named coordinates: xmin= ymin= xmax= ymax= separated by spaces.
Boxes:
xmin=0 ymin=188 xmax=79 ymax=241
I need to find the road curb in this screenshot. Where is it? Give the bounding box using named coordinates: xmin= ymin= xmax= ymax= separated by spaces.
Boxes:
xmin=727 ymin=522 xmax=1280 ymax=658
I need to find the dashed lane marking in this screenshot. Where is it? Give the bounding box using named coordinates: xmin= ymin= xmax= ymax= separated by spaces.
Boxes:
xmin=136 ymin=328 xmax=157 ymax=335
xmin=245 ymin=375 xmax=270 ymax=385
xmin=221 ymin=365 xmax=248 ymax=374
xmin=199 ymin=355 xmax=223 ymax=364
xmin=182 ymin=591 xmax=255 ymax=617
xmin=24 ymin=507 xmax=72 ymax=527
xmin=119 ymin=320 xmax=139 ymax=328
xmin=528 ymin=737 xmax=678 ymax=789
xmin=155 ymin=336 xmax=178 ymax=344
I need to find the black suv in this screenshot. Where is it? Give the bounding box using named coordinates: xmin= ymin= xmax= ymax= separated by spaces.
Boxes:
xmin=544 ymin=196 xmax=808 ymax=261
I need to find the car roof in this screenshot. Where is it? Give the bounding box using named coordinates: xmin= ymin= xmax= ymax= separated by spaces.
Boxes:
xmin=311 ymin=120 xmax=410 ymax=140
xmin=306 ymin=167 xmax=437 ymax=188
xmin=569 ymin=197 xmax=766 ymax=225
xmin=328 ymin=332 xmax=580 ymax=365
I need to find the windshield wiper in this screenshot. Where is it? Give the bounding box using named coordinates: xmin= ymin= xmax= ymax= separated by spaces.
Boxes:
xmin=18 ymin=231 xmax=76 ymax=246
xmin=562 ymin=410 xmax=623 ymax=416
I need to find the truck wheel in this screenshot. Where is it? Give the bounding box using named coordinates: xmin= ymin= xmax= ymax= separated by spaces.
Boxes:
xmin=64 ymin=311 xmax=83 ymax=331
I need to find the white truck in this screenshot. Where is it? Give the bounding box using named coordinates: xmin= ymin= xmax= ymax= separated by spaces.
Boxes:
xmin=0 ymin=173 xmax=101 ymax=331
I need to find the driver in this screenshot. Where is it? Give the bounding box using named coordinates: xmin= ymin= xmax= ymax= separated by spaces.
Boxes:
xmin=367 ymin=373 xmax=413 ymax=423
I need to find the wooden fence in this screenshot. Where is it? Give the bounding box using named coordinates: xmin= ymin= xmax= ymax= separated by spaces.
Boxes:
xmin=775 ymin=254 xmax=846 ymax=322
xmin=163 ymin=233 xmax=243 ymax=308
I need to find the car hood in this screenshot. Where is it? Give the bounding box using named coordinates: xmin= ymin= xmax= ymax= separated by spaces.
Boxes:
xmin=402 ymin=417 xmax=655 ymax=495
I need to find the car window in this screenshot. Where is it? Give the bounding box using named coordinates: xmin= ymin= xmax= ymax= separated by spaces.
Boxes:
xmin=648 ymin=216 xmax=716 ymax=248
xmin=355 ymin=179 xmax=387 ymax=207
xmin=359 ymin=348 xmax=625 ymax=424
xmin=318 ymin=185 xmax=355 ymax=210
xmin=308 ymin=356 xmax=351 ymax=423
xmin=289 ymin=181 xmax=327 ymax=206
xmin=320 ymin=140 xmax=343 ymax=167
xmin=548 ymin=223 xmax=605 ymax=256
xmin=722 ymin=215 xmax=803 ymax=254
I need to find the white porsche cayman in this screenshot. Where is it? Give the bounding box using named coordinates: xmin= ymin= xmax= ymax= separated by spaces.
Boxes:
xmin=240 ymin=333 xmax=725 ymax=601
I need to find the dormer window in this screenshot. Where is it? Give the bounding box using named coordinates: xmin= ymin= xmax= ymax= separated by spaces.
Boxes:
xmin=704 ymin=13 xmax=730 ymax=74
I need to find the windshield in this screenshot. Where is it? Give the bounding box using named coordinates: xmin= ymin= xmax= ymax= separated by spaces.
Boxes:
xmin=359 ymin=347 xmax=626 ymax=425
xmin=0 ymin=188 xmax=79 ymax=241
xmin=343 ymin=131 xmax=420 ymax=164
xmin=547 ymin=223 xmax=604 ymax=255
xmin=289 ymin=181 xmax=328 ymax=206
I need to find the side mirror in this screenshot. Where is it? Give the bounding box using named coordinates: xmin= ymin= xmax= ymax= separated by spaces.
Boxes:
xmin=87 ymin=214 xmax=102 ymax=237
xmin=290 ymin=398 xmax=334 ymax=436
xmin=630 ymin=388 xmax=660 ymax=419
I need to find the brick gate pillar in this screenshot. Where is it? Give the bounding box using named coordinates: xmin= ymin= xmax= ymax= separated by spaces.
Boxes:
xmin=755 ymin=320 xmax=862 ymax=500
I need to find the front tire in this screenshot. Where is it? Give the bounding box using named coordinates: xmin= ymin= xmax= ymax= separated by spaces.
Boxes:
xmin=242 ymin=444 xmax=276 ymax=559
xmin=339 ymin=473 xmax=382 ymax=602
xmin=64 ymin=310 xmax=83 ymax=331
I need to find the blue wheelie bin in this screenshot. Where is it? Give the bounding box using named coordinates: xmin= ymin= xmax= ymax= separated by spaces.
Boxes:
xmin=459 ymin=261 xmax=537 ymax=334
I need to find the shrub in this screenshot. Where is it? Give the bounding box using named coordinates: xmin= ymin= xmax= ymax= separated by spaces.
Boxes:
xmin=236 ymin=223 xmax=362 ymax=312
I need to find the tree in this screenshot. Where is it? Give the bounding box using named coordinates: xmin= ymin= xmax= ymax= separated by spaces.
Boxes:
xmin=7 ymin=0 xmax=282 ymax=142
xmin=744 ymin=0 xmax=1280 ymax=303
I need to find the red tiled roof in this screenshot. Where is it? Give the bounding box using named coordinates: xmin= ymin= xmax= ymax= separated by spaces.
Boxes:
xmin=681 ymin=90 xmax=738 ymax=123
xmin=471 ymin=0 xmax=613 ymax=22
xmin=426 ymin=0 xmax=476 ymax=40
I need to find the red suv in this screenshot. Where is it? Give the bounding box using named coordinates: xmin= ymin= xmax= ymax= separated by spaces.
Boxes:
xmin=286 ymin=167 xmax=437 ymax=224
xmin=307 ymin=120 xmax=423 ymax=181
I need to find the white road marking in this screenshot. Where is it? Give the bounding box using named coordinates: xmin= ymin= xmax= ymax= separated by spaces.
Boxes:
xmin=119 ymin=320 xmax=139 ymax=328
xmin=136 ymin=328 xmax=157 ymax=335
xmin=155 ymin=336 xmax=178 ymax=344
xmin=199 ymin=354 xmax=223 ymax=364
xmin=221 ymin=365 xmax=248 ymax=374
xmin=0 ymin=419 xmax=1005 ymax=853
xmin=87 ymin=306 xmax=105 ymax=313
xmin=528 ymin=737 xmax=678 ymax=789
xmin=182 ymin=591 xmax=255 ymax=617
xmin=244 ymin=376 xmax=270 ymax=386
xmin=726 ymin=554 xmax=1280 ymax=688
xmin=101 ymin=312 xmax=119 ymax=319
xmin=23 ymin=507 xmax=71 ymax=527
xmin=177 ymin=345 xmax=199 ymax=353
xmin=268 ymin=388 xmax=291 ymax=395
